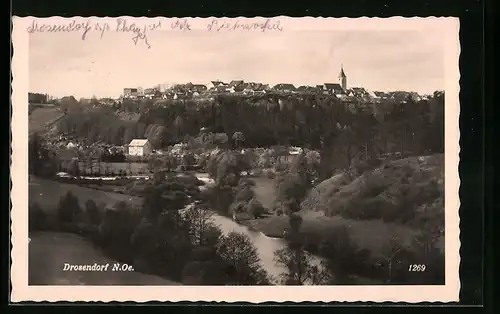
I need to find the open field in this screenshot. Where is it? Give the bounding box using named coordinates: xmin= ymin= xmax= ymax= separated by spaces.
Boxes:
xmin=29 ymin=231 xmax=179 ymax=285
xmin=29 ymin=107 xmax=64 ymax=134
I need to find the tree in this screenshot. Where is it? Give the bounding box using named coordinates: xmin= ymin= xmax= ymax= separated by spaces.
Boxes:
xmin=241 ymin=149 xmax=257 ymax=172
xmin=216 ymin=231 xmax=270 ymax=285
xmin=318 ymin=226 xmax=371 ymax=284
xmin=84 ymin=155 xmax=93 ymax=175
xmin=274 ymin=246 xmax=330 ymax=285
xmin=288 ymin=213 xmax=303 ymax=235
xmin=85 ymin=199 xmax=101 ymax=226
xmin=332 ymin=127 xmax=361 ymax=178
xmin=181 ymin=152 xmax=196 ymax=169
xmin=148 ymin=155 xmax=163 ymax=174
xmin=28 ymin=133 xmax=57 ymax=177
xmin=129 ymin=219 xmax=161 ymax=270
xmin=232 ymin=131 xmax=246 ymax=148
xmin=141 ymin=179 xmax=190 ymax=222
xmin=274 ymin=209 xmax=330 ymax=285
xmin=183 ymin=205 xmax=220 ymax=246
xmin=65 ymin=159 xmax=79 ymax=177
xmin=213 ymin=133 xmax=229 ymax=147
xmin=377 ymin=236 xmax=404 ymax=283
xmin=275 ymin=173 xmax=308 ymax=214
xmin=98 ymin=202 xmax=140 ymax=260
xmin=207 ymin=150 xmax=244 ymax=187
xmin=234 ymin=185 xmax=255 ymax=202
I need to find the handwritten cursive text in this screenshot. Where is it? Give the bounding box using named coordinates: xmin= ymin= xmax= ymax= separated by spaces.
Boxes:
xmin=26 ymin=18 xmax=285 ymax=48
xmin=171 ymin=19 xmax=192 ymax=31
xmin=206 ymin=19 xmax=283 ymax=32
xmin=26 ymin=18 xmax=162 ymax=49
xmin=27 ymin=19 xmax=93 ymax=40
xmin=115 ymin=18 xmax=162 ymax=49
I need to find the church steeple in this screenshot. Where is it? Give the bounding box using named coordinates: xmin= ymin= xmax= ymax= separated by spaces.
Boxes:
xmin=338 ymin=65 xmax=347 ymax=90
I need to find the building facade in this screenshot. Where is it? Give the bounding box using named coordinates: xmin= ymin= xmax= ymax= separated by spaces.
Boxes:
xmin=127 ymin=139 xmax=153 ymax=156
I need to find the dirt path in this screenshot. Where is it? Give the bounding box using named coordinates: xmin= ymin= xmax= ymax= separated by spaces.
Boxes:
xmin=29 ymin=232 xmax=180 ymax=285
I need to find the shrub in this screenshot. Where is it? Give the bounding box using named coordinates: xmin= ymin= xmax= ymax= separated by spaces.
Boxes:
xmin=234 ymin=186 xmax=255 ymax=202
xmin=57 ymin=191 xmax=82 ymax=224
xmin=97 ymin=204 xmax=140 ymax=260
xmin=359 ymin=174 xmax=387 ymax=198
xmin=247 ymin=198 xmax=265 ymax=218
xmin=229 ymin=200 xmax=247 ymax=214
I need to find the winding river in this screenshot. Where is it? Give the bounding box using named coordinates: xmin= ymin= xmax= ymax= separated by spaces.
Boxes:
xmin=194 ymin=173 xmax=325 ymax=284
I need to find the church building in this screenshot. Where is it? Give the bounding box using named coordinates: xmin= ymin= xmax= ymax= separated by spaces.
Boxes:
xmin=338 ymin=65 xmax=347 ymax=90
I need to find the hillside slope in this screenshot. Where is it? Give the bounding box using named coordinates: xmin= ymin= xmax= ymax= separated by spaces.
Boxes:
xmin=301 ymin=154 xmax=444 ymax=233
xmin=29 ymin=107 xmax=64 ymax=135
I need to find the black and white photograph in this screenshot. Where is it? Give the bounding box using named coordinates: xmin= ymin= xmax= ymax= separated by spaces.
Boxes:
xmin=12 ymin=16 xmax=460 ymax=302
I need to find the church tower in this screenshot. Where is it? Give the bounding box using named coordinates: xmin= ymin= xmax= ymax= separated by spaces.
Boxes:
xmin=338 ymin=65 xmax=347 ymax=90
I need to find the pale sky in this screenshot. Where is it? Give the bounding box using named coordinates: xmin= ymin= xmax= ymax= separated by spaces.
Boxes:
xmin=28 ymin=19 xmax=445 ymax=98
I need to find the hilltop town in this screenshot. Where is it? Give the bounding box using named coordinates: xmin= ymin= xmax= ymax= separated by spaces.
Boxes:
xmin=30 ymin=67 xmax=439 ymax=109
xmin=117 ymin=67 xmax=431 ymax=103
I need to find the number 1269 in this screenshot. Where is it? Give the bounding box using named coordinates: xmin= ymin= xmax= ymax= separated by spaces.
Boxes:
xmin=408 ymin=264 xmax=426 ymax=271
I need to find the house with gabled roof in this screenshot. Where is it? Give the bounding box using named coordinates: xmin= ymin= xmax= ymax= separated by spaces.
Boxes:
xmin=350 ymin=87 xmax=370 ymax=98
xmin=227 ymin=80 xmax=245 ymax=92
xmin=242 ymin=82 xmax=270 ymax=94
xmin=192 ymin=84 xmax=208 ymax=92
xmin=208 ymin=80 xmax=227 ymax=90
xmin=273 ymin=83 xmax=296 ymax=93
xmin=144 ymin=88 xmax=162 ymax=99
xmin=127 ymin=139 xmax=152 ymax=156
xmin=322 ymin=83 xmax=344 ymax=95
xmin=297 ymin=85 xmax=317 ymax=93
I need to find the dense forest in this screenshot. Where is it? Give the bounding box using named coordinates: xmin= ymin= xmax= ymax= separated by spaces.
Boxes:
xmin=58 ymin=93 xmax=444 ymax=149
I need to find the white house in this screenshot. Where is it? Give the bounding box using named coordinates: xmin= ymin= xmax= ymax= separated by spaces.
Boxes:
xmin=127 ymin=139 xmax=152 ymax=156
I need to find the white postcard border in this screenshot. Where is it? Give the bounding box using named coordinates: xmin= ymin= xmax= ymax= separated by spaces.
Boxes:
xmin=11 ymin=16 xmax=461 ymax=303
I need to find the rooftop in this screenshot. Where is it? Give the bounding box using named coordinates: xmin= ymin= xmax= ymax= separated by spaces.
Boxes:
xmin=129 ymin=139 xmax=149 ymax=146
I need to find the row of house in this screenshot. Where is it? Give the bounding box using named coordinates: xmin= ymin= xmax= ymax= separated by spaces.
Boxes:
xmin=121 ymin=67 xmax=430 ymax=103
xmin=123 ymin=83 xmax=427 ymax=103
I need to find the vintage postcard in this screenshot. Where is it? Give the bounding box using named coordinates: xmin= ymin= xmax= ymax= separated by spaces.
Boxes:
xmin=11 ymin=16 xmax=460 ymax=302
